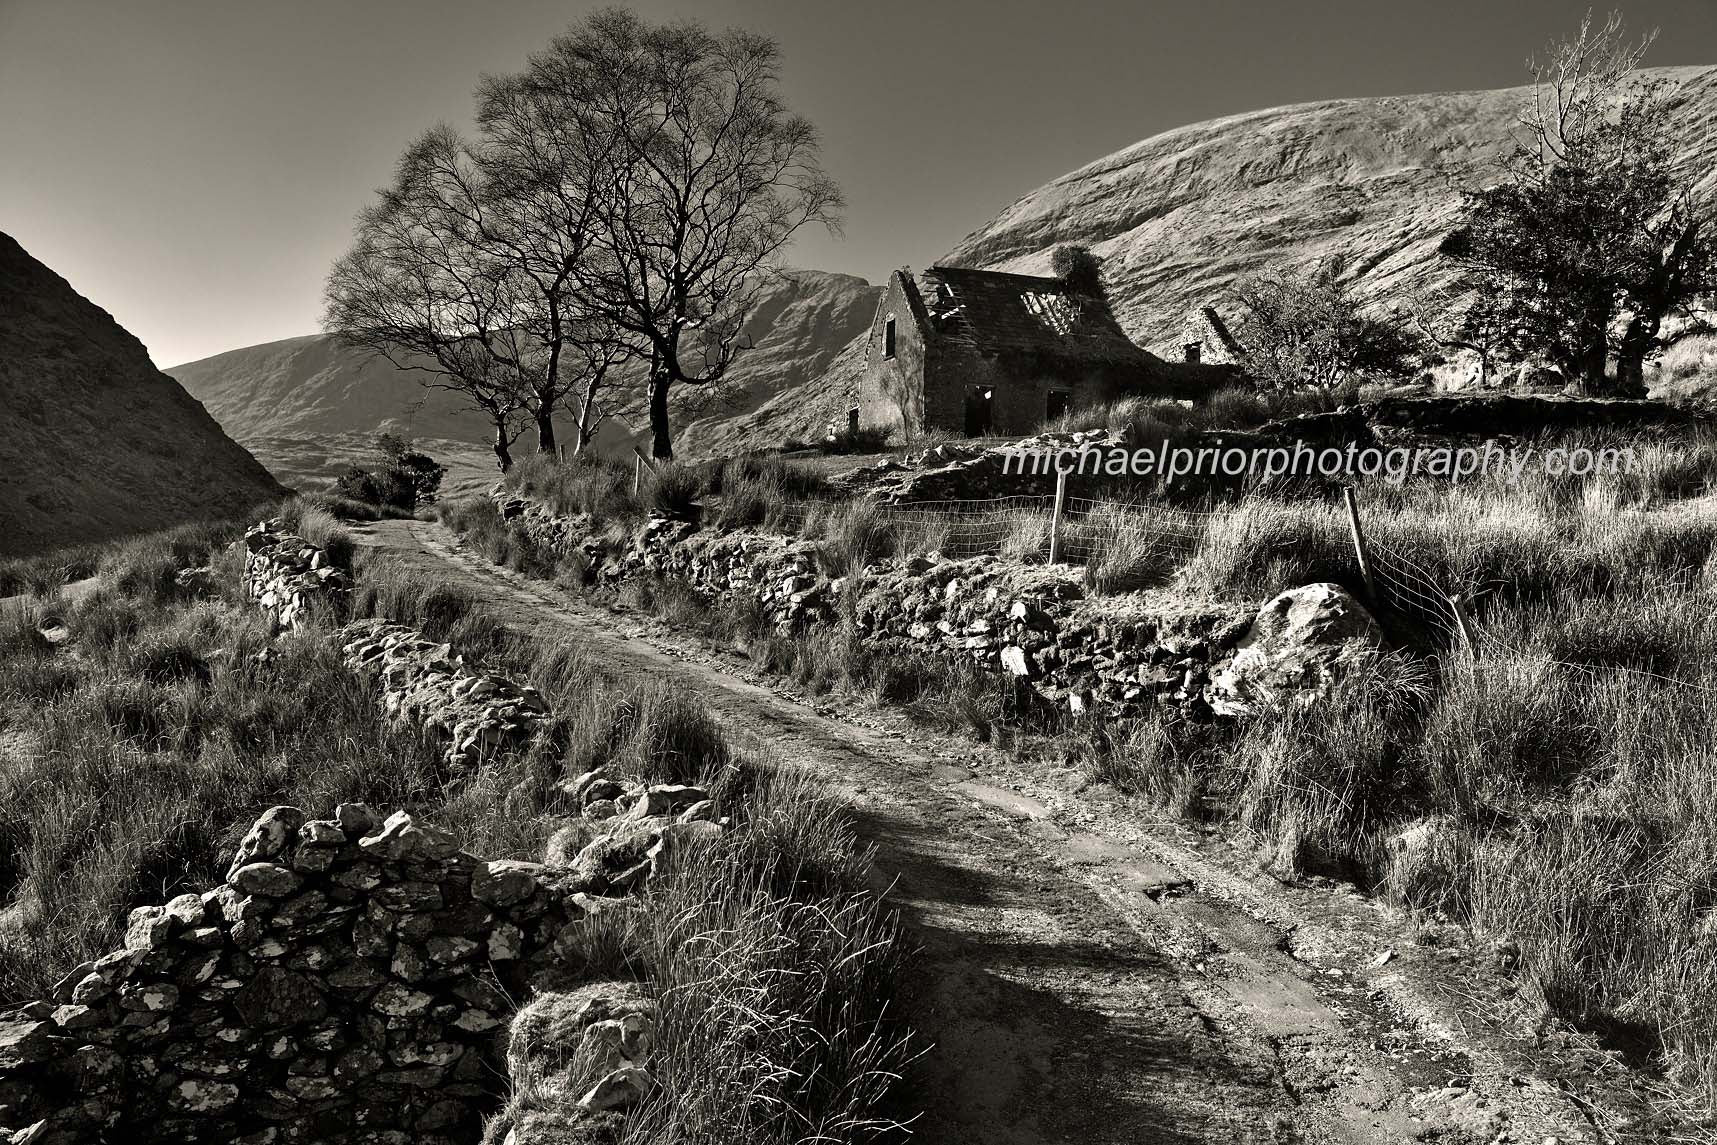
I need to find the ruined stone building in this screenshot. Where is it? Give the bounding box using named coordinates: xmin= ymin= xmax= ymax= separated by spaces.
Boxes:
xmin=858 ymin=265 xmax=1213 ymax=439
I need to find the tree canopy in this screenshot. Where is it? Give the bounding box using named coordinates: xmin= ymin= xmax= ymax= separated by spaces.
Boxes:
xmin=323 ymin=8 xmax=840 ymax=466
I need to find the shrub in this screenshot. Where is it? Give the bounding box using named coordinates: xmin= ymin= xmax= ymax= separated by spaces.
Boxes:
xmin=332 ymin=433 xmax=445 ymax=513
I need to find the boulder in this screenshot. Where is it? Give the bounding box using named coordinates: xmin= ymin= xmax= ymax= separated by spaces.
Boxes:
xmin=1205 ymin=583 xmax=1382 ymax=716
xmin=504 ymin=982 xmax=655 ymax=1096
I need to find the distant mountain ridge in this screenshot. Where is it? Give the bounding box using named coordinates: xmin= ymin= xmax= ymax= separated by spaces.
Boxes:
xmin=170 ymin=269 xmax=880 ymax=481
xmin=173 ymin=67 xmax=1717 ymax=466
xmin=0 ymin=232 xmax=282 ymax=556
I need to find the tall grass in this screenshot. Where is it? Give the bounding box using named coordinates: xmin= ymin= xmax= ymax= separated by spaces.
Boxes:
xmin=1038 ymin=386 xmax=1341 ymax=438
xmin=0 ymin=519 xmax=921 ymax=1139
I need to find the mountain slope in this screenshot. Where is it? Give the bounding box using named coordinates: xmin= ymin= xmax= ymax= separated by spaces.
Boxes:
xmin=941 ymin=66 xmax=1717 ymax=356
xmin=171 ymin=269 xmax=879 ymax=478
xmin=0 ymin=232 xmax=283 ymax=557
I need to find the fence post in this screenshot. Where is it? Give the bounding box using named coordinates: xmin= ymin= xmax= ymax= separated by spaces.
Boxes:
xmin=1447 ymin=592 xmax=1479 ymax=655
xmin=1048 ymin=469 xmax=1068 ymax=564
xmin=634 ymin=453 xmax=643 ymax=495
xmin=1341 ymin=486 xmax=1379 ymax=605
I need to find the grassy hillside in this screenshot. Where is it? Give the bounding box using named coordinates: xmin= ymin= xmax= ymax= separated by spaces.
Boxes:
xmin=940 ymin=66 xmax=1717 ymax=358
xmin=0 ymin=232 xmax=283 ymax=557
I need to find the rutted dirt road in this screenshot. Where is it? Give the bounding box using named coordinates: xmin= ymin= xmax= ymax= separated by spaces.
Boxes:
xmin=356 ymin=518 xmax=1653 ymax=1145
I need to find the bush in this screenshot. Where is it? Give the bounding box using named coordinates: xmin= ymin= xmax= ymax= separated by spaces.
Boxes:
xmin=332 ymin=433 xmax=444 ymax=513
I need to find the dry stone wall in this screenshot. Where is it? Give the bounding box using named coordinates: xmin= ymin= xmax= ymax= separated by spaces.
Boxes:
xmin=0 ymin=805 xmax=572 ymax=1144
xmin=243 ymin=521 xmax=349 ymax=631
xmin=339 ymin=620 xmax=549 ymax=771
xmin=497 ymin=492 xmax=1379 ymax=720
xmin=0 ymin=775 xmax=728 ymax=1145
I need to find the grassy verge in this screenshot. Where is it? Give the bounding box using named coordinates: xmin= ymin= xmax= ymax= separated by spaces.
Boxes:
xmin=0 ymin=516 xmax=918 ymax=1142
xmin=461 ymin=430 xmax=1717 ymax=1115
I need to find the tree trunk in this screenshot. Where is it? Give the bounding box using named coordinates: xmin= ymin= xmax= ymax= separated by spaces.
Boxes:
xmin=535 ymin=407 xmax=556 ymax=456
xmin=493 ymin=424 xmax=513 ymax=473
xmin=1614 ymin=350 xmax=1649 ymax=397
xmin=1613 ymin=315 xmax=1658 ymax=399
xmin=649 ymin=372 xmax=673 ymax=460
xmin=574 ymin=402 xmax=594 ymax=455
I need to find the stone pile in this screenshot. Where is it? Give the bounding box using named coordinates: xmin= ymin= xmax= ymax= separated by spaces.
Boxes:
xmin=338 ymin=619 xmax=549 ymax=771
xmin=242 ymin=521 xmax=348 ymax=631
xmin=0 ymin=783 xmax=730 ymax=1145
xmin=499 ymin=490 xmax=1380 ymax=719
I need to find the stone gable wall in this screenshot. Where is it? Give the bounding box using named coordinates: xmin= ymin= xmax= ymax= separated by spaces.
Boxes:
xmin=857 ymin=271 xmax=928 ymax=438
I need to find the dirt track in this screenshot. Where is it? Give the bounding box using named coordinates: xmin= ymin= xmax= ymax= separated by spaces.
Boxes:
xmin=355 ymin=517 xmax=1650 ymax=1145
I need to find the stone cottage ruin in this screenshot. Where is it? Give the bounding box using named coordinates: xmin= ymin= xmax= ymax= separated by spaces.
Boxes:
xmin=858 ymin=265 xmax=1215 ymax=439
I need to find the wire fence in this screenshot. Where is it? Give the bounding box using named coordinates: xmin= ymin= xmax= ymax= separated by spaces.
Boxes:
xmin=755 ymin=477 xmax=1717 ymax=698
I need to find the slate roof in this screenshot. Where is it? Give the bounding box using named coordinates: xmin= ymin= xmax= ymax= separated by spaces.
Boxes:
xmin=920 ymin=266 xmax=1160 ymax=368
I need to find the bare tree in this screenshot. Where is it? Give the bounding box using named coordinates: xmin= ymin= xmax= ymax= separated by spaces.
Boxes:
xmin=565 ymin=316 xmax=630 ymax=454
xmin=322 ymin=128 xmax=535 ymax=471
xmin=1404 ymin=282 xmax=1517 ymax=389
xmin=1445 ymin=11 xmax=1715 ymax=394
xmin=517 ymin=10 xmax=843 ymax=458
xmin=326 ymin=69 xmax=633 ymax=466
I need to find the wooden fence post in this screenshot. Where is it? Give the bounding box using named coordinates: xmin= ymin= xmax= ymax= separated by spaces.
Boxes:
xmin=1048 ymin=469 xmax=1068 ymax=564
xmin=1448 ymin=592 xmax=1479 ymax=655
xmin=634 ymin=453 xmax=643 ymax=495
xmin=1341 ymin=485 xmax=1379 ymax=605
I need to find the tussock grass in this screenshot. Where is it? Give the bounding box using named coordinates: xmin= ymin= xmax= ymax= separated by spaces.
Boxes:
xmin=509 ymin=451 xmax=641 ymax=522
xmin=644 ymin=462 xmax=703 ymax=518
xmin=1039 ymin=386 xmax=1338 ymax=438
xmin=0 ymin=542 xmax=104 ymax=598
xmin=0 ymin=518 xmax=921 ymax=1139
xmin=1074 ymin=502 xmax=1196 ymax=592
xmin=708 ymin=455 xmax=830 ymax=532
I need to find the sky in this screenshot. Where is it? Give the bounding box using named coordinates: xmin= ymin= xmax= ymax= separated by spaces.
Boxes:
xmin=1 ymin=0 xmax=1714 ymax=369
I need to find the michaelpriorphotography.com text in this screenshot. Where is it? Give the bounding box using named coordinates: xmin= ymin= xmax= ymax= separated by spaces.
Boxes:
xmin=1003 ymin=438 xmax=1641 ymax=484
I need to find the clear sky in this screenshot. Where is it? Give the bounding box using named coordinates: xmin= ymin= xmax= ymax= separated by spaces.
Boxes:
xmin=1 ymin=0 xmax=1713 ymax=369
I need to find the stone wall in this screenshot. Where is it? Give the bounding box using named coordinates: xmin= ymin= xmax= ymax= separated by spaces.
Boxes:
xmin=339 ymin=620 xmax=549 ymax=771
xmin=857 ymin=270 xmax=928 ymax=438
xmin=0 ymin=805 xmax=573 ymax=1144
xmin=496 ymin=492 xmax=1382 ymax=721
xmin=0 ymin=777 xmax=726 ymax=1145
xmin=243 ymin=521 xmax=349 ymax=632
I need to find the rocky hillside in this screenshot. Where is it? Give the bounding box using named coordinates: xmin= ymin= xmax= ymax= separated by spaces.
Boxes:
xmin=0 ymin=232 xmax=283 ymax=556
xmin=940 ymin=66 xmax=1717 ymax=356
xmin=172 ymin=269 xmax=879 ymax=478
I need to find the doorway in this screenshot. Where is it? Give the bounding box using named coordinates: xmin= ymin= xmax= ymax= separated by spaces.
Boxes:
xmin=963 ymin=386 xmax=994 ymax=437
xmin=1046 ymin=390 xmax=1070 ymax=422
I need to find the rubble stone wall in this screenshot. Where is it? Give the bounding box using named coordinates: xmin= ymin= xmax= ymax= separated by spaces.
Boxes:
xmin=338 ymin=619 xmax=550 ymax=771
xmin=242 ymin=521 xmax=349 ymax=632
xmin=0 ymin=775 xmax=727 ymax=1145
xmin=0 ymin=806 xmax=578 ymax=1145
xmin=497 ymin=492 xmax=1259 ymax=720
